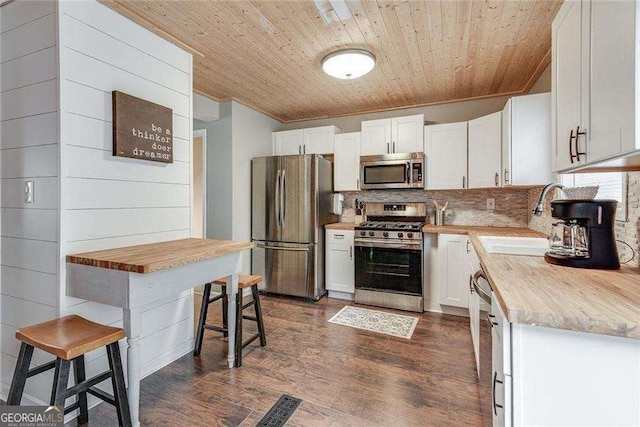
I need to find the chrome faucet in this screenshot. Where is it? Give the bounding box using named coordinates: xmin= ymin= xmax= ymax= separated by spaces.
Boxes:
xmin=533 ymin=183 xmax=565 ymax=216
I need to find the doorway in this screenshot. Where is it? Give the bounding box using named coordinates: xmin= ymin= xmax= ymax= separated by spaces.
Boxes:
xmin=192 ymin=129 xmax=207 ymax=238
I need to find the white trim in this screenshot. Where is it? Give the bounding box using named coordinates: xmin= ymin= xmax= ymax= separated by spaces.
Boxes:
xmin=192 ymin=129 xmax=207 ymax=238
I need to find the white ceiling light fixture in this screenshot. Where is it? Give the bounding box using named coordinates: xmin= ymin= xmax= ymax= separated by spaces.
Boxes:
xmin=322 ymin=49 xmax=376 ymax=80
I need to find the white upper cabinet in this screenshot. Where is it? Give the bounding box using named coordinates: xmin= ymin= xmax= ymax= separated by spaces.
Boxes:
xmin=360 ymin=118 xmax=392 ymax=155
xmin=552 ymin=0 xmax=586 ymax=171
xmin=502 ymin=93 xmax=553 ymax=186
xmin=273 ymin=126 xmax=339 ymax=155
xmin=333 ymin=132 xmax=361 ymax=191
xmin=468 ymin=111 xmax=502 ymax=189
xmin=424 ymin=121 xmax=468 ymax=190
xmin=273 ymin=129 xmax=304 ymax=155
xmin=361 ymin=114 xmax=424 ymax=155
xmin=552 ymin=0 xmax=638 ymax=172
xmin=392 ymin=114 xmax=425 ymax=153
xmin=304 ymin=125 xmax=340 ymax=154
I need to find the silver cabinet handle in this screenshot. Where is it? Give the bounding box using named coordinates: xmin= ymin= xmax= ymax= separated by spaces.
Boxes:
xmin=504 ymin=168 xmax=509 ymax=184
xmin=356 ymin=178 xmax=360 ymax=190
xmin=495 ymin=172 xmax=499 ymax=187
xmin=387 ymin=142 xmax=390 ymax=154
xmin=333 ymin=234 xmax=345 ymax=239
xmin=466 ymin=239 xmax=471 ymax=254
xmin=298 ymin=145 xmax=301 ymax=155
xmin=393 ymin=141 xmax=396 ymax=153
xmin=462 ymin=176 xmax=466 ymax=189
xmin=303 ymin=144 xmax=306 ymax=154
xmin=349 ymin=246 xmax=353 ymax=259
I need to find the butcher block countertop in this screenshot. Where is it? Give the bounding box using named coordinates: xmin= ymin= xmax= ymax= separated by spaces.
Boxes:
xmin=66 ymin=238 xmax=254 ymax=274
xmin=424 ymin=225 xmax=640 ymax=339
xmin=325 ymin=223 xmax=356 ymax=230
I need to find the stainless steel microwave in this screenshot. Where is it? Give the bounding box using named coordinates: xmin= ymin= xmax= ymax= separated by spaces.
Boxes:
xmin=359 ymin=152 xmax=424 ymax=190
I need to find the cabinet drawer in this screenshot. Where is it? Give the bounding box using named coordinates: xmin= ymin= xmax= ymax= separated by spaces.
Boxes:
xmin=327 ymin=229 xmax=354 ymax=243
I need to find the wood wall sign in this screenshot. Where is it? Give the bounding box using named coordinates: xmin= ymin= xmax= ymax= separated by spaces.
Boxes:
xmin=112 ymin=91 xmax=173 ymax=163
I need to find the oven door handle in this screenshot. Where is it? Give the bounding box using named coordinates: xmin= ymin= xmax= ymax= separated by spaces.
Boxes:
xmin=472 ymin=270 xmax=492 ymax=305
xmin=354 ymin=239 xmax=422 ymax=250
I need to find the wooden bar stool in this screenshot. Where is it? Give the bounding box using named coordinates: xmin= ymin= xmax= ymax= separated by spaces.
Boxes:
xmin=209 ymin=275 xmax=267 ymax=367
xmin=193 ymin=282 xmax=229 ymax=356
xmin=7 ymin=315 xmax=131 ymax=427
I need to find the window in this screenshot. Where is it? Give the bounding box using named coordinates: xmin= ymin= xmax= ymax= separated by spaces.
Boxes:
xmin=560 ymin=172 xmax=628 ymax=221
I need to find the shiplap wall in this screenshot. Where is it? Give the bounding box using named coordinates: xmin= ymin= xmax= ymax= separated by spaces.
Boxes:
xmin=0 ymin=0 xmax=60 ymax=403
xmin=0 ymin=0 xmax=194 ymax=406
xmin=57 ymin=0 xmax=194 ymax=390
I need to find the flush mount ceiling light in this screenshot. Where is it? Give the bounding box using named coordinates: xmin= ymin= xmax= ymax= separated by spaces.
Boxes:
xmin=321 ymin=49 xmax=376 ymax=80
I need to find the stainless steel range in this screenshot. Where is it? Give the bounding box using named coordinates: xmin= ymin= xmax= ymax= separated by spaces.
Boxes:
xmin=354 ymin=202 xmax=426 ymax=312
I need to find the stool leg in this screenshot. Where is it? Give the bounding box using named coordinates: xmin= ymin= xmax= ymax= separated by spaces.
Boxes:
xmin=235 ymin=291 xmax=243 ymax=368
xmin=73 ymin=356 xmax=89 ymax=425
xmin=7 ymin=343 xmax=34 ymax=405
xmin=221 ymin=285 xmax=228 ymax=338
xmin=252 ymin=285 xmax=267 ymax=347
xmin=107 ymin=343 xmax=132 ymax=427
xmin=50 ymin=358 xmax=71 ymax=408
xmin=194 ymin=283 xmax=212 ymax=356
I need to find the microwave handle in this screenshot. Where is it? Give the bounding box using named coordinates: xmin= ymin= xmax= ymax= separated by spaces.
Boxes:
xmin=406 ymin=162 xmax=411 ymax=184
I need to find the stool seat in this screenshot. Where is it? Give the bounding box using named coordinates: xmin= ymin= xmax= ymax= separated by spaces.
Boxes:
xmin=213 ymin=274 xmax=262 ymax=289
xmin=16 ymin=315 xmax=125 ymax=361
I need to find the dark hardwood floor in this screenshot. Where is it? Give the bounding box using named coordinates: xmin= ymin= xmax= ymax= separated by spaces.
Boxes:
xmin=80 ymin=295 xmax=491 ymax=426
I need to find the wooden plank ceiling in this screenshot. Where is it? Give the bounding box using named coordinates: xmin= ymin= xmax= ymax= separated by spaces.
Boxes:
xmin=101 ymin=0 xmax=563 ymax=123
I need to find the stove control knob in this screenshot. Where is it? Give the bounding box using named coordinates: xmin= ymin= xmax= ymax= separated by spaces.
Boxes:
xmin=407 ymin=233 xmax=413 ymax=238
xmin=369 ymin=231 xmax=375 ymax=237
xmin=398 ymin=232 xmax=404 ymax=238
xmin=383 ymin=232 xmax=389 ymax=238
xmin=360 ymin=231 xmax=366 ymax=236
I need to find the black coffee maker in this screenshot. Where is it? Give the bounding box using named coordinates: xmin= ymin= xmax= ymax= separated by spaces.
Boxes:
xmin=545 ymin=199 xmax=620 ymax=270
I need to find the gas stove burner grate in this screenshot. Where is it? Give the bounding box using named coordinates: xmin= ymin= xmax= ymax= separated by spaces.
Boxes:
xmin=356 ymin=221 xmax=425 ymax=232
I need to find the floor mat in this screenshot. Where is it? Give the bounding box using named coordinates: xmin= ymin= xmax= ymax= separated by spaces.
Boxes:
xmin=328 ymin=305 xmax=419 ymax=339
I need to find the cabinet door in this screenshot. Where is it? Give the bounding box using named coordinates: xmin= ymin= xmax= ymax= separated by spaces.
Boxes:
xmin=334 ymin=132 xmax=361 ymax=191
xmin=587 ymin=0 xmax=636 ymax=161
xmin=273 ymin=129 xmax=304 ymax=155
xmin=438 ymin=234 xmax=469 ymax=308
xmin=325 ymin=231 xmax=355 ymax=293
xmin=424 ymin=122 xmax=468 ymax=189
xmin=469 ymin=266 xmax=480 ymax=376
xmin=304 ymin=126 xmax=337 ymax=154
xmin=552 ymin=0 xmax=583 ymax=171
xmin=501 ymin=99 xmax=512 ymax=186
xmin=468 ymin=112 xmax=502 ymax=189
xmin=361 ymin=118 xmax=392 ymax=155
xmin=392 ymin=114 xmax=424 ymax=153
xmin=510 ymin=93 xmax=553 ymax=186
xmin=491 ymin=294 xmax=512 ymax=427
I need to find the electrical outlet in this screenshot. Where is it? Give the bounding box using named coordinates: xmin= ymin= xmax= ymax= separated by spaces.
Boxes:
xmin=486 ymin=198 xmax=495 ymax=210
xmin=24 ymin=180 xmax=34 ymax=204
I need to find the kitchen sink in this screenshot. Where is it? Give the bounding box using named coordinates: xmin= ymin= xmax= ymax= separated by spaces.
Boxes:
xmin=478 ymin=235 xmax=549 ymax=256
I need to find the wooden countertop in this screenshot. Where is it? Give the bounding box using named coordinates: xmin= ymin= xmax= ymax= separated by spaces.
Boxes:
xmin=425 ymin=225 xmax=640 ymax=339
xmin=66 ymin=238 xmax=254 ymax=274
xmin=325 ymin=223 xmax=356 ymax=230
xmin=422 ymin=224 xmax=544 ymax=237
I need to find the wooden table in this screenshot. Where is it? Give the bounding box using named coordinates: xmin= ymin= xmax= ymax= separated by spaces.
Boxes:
xmin=66 ymin=238 xmax=254 ymax=427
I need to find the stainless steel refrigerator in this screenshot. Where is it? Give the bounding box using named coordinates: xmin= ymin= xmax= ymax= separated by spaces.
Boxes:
xmin=251 ymin=155 xmax=336 ymax=300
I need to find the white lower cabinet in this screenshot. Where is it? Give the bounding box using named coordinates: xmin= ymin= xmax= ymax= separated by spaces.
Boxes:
xmin=492 ymin=292 xmax=640 ymax=426
xmin=325 ymin=229 xmax=355 ymax=296
xmin=437 ymin=234 xmax=470 ymax=309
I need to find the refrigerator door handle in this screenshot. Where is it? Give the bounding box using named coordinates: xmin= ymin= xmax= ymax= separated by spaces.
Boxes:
xmin=255 ymin=244 xmax=309 ymax=252
xmin=275 ymin=169 xmax=281 ymax=230
xmin=281 ymin=169 xmax=287 ymax=228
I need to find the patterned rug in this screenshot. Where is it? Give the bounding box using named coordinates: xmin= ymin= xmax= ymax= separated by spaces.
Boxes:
xmin=328 ymin=306 xmax=419 ymax=339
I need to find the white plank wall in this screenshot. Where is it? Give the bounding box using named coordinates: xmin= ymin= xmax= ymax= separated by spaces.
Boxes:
xmin=57 ymin=0 xmax=194 ymax=395
xmin=0 ymin=0 xmax=59 ymax=403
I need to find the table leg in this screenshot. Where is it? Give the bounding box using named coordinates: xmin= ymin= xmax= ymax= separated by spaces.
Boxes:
xmin=123 ymin=308 xmax=142 ymax=427
xmin=226 ymin=273 xmax=239 ymax=368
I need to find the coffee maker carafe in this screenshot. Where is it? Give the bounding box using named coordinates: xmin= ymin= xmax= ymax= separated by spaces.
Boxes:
xmin=545 ymin=200 xmax=620 ymax=270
